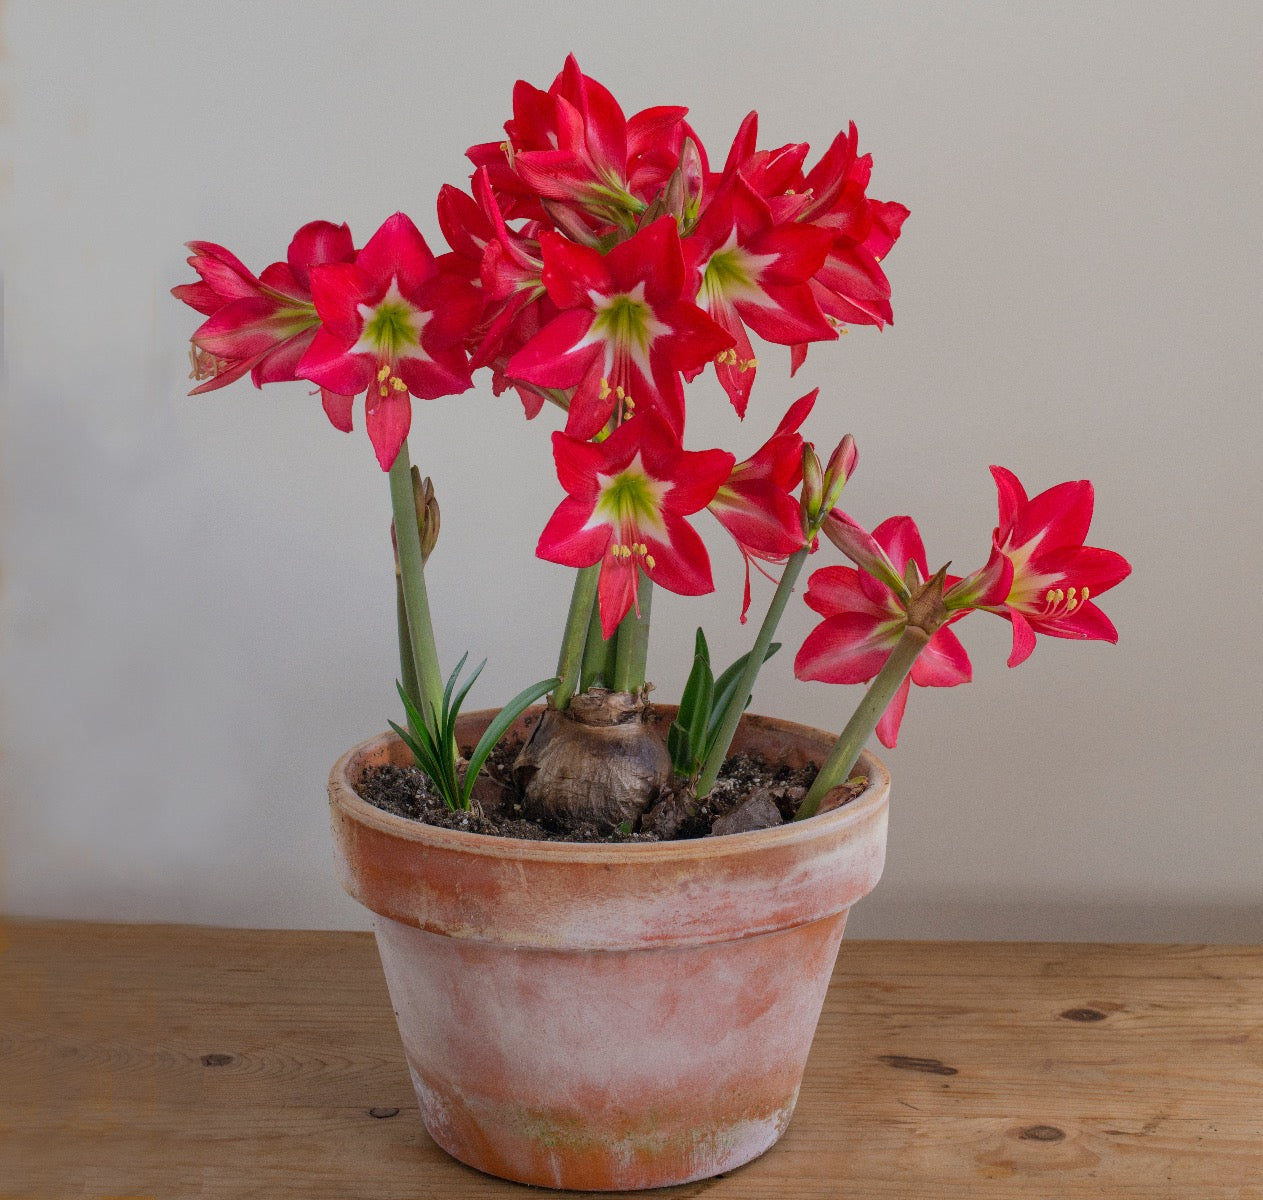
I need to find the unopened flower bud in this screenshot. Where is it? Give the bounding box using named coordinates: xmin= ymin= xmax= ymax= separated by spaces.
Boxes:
xmin=413 ymin=469 xmax=440 ymax=563
xmin=391 ymin=469 xmax=440 ymax=574
xmin=800 ymin=444 xmax=824 ymax=523
xmin=905 ymin=563 xmax=952 ymax=636
xmin=821 ymin=434 xmax=857 ymax=513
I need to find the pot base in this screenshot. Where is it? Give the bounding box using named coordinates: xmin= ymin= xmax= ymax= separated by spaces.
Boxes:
xmin=331 ymin=709 xmax=889 ymax=1192
xmin=374 ymin=910 xmax=848 ymax=1191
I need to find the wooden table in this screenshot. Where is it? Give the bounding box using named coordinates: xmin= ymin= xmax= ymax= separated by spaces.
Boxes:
xmin=3 ymin=920 xmax=1260 ymax=1198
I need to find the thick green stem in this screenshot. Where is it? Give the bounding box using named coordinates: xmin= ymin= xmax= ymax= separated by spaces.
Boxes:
xmin=696 ymin=547 xmax=810 ymax=799
xmin=580 ymin=596 xmax=614 ymax=691
xmin=552 ymin=565 xmax=600 ymax=710
xmin=388 ymin=443 xmax=443 ymax=722
xmin=794 ymin=625 xmax=931 ymax=820
xmin=395 ymin=578 xmax=421 ymax=720
xmin=612 ymin=572 xmax=653 ymax=693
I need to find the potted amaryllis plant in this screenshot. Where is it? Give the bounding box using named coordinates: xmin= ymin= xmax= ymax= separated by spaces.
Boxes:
xmin=174 ymin=56 xmax=1130 ymax=1192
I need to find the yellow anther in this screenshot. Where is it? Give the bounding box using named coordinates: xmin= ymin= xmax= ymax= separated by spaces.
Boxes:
xmin=378 ymin=384 xmax=389 ymax=398
xmin=377 ymin=364 xmax=391 ymax=383
xmin=784 ymin=188 xmax=796 ymax=196
xmin=599 ymin=378 xmax=612 ymax=399
xmin=742 ymin=357 xmax=758 ymax=371
xmin=623 ymin=394 xmax=635 ymax=410
xmin=645 ymin=554 xmax=656 ymax=569
xmin=1082 ymin=587 xmax=1091 ymax=602
xmin=615 ymin=385 xmax=626 ymax=400
xmin=1068 ymin=587 xmax=1077 ymax=599
xmin=391 ymin=376 xmax=407 ymax=392
xmin=1045 ymin=589 xmax=1056 ymax=605
xmin=1054 ymin=589 xmax=1065 ymax=605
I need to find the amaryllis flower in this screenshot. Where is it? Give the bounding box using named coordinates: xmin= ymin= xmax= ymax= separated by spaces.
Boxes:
xmin=708 ymin=390 xmax=815 ymax=620
xmin=757 ymin=122 xmax=910 ymax=375
xmin=297 ymin=213 xmax=481 ymax=471
xmin=983 ymin=466 xmax=1132 ymax=667
xmin=173 ymin=221 xmax=355 ymax=397
xmin=505 ymin=217 xmax=732 ymax=439
xmin=796 ymin=516 xmax=974 ymax=747
xmin=684 ymin=175 xmax=835 ymax=416
xmin=468 ymin=55 xmax=694 ymax=228
xmin=537 ymin=414 xmax=734 ymax=637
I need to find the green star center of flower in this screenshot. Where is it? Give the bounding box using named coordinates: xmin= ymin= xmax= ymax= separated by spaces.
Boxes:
xmin=362 ymin=300 xmax=422 ymax=357
xmin=701 ymin=247 xmax=754 ymax=300
xmin=592 ymin=293 xmax=658 ymax=354
xmin=595 ymin=465 xmax=668 ymax=533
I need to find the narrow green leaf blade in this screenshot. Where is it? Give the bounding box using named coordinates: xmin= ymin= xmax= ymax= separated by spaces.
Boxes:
xmin=462 ymin=677 xmax=560 ymax=805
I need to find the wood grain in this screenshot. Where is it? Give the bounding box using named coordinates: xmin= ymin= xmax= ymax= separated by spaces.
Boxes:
xmin=2 ymin=919 xmax=1260 ymax=1198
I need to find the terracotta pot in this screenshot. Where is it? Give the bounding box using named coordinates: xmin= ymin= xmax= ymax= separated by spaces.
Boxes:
xmin=328 ymin=707 xmax=889 ymax=1191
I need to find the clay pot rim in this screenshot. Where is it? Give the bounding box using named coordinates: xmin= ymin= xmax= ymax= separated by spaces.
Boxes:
xmin=329 ymin=715 xmax=890 ymax=867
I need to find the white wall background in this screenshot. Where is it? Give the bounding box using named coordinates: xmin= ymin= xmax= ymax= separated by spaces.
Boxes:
xmin=2 ymin=1 xmax=1259 ymax=940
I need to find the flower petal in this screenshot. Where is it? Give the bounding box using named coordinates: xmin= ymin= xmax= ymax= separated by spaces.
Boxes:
xmin=875 ymin=675 xmax=912 ymax=748
xmin=795 ymin=611 xmax=900 ymax=685
xmin=911 ymin=625 xmax=972 ymax=687
xmin=365 ymin=388 xmax=412 ymax=472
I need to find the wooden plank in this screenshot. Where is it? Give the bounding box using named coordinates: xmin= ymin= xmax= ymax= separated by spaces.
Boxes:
xmin=2 ymin=919 xmax=1261 ymax=1198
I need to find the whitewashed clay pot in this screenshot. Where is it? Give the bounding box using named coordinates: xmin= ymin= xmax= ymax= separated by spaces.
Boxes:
xmin=329 ymin=707 xmax=889 ymax=1191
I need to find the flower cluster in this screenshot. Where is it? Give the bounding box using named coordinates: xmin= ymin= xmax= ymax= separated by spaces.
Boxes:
xmin=175 ymin=56 xmax=1128 ymax=803
xmin=176 ymin=56 xmax=906 ymax=629
xmin=797 ymin=468 xmax=1131 ymax=747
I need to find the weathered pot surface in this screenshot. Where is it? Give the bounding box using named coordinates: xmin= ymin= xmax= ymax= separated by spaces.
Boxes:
xmin=329 ymin=706 xmax=890 ymax=1191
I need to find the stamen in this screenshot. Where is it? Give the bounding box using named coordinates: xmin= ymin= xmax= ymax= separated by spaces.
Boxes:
xmin=1082 ymin=587 xmax=1091 ymax=602
xmin=644 ymin=554 xmax=656 ymax=569
xmin=599 ymin=378 xmax=612 ymax=400
xmin=615 ymin=385 xmax=626 ymax=401
xmin=377 ymin=364 xmax=391 ymax=383
xmin=378 ymin=385 xmax=389 ymax=398
xmin=390 ymin=376 xmax=407 ymax=392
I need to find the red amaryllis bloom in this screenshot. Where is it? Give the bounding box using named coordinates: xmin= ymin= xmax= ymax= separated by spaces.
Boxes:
xmin=684 ymin=175 xmax=835 ymax=416
xmin=505 ymin=217 xmax=732 ymax=439
xmin=984 ymin=466 xmax=1132 ymax=667
xmin=793 ymin=124 xmax=908 ymax=323
xmin=173 ymin=221 xmax=356 ymax=396
xmin=712 ymin=115 xmax=907 ymax=372
xmin=297 ymin=213 xmax=481 ymax=471
xmin=708 ymin=390 xmax=815 ymax=621
xmin=795 ymin=516 xmax=974 ymax=747
xmin=537 ymin=414 xmax=734 ymax=637
xmin=468 ymin=55 xmax=694 ymax=228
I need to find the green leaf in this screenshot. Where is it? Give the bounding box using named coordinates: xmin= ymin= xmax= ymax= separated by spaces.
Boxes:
xmin=443 ymin=651 xmax=470 ymax=715
xmin=676 ymin=630 xmax=713 ymax=730
xmin=667 ymin=719 xmax=693 ymax=775
xmin=450 ymin=657 xmax=487 ymax=727
xmin=704 ymin=642 xmax=781 ymax=760
xmin=461 ymin=676 xmax=561 ymax=806
xmin=393 ymin=681 xmax=461 ymax=810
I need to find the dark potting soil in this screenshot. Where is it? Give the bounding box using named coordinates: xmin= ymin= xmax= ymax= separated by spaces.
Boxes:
xmin=355 ymin=736 xmax=866 ymax=843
